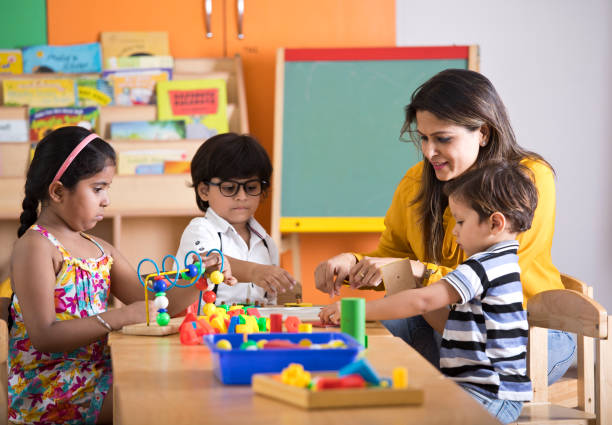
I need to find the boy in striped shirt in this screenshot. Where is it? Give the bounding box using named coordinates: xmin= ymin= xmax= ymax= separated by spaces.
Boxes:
xmin=320 ymin=161 xmax=536 ymax=423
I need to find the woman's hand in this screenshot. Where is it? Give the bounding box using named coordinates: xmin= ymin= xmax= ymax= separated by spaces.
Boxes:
xmin=249 ymin=264 xmax=296 ymax=294
xmin=314 ymin=253 xmax=357 ymax=297
xmin=348 ymin=256 xmax=399 ymax=289
xmin=319 ymin=302 xmax=341 ymax=325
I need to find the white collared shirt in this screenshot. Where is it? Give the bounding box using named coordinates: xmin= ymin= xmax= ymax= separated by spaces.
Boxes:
xmin=175 ymin=207 xmax=279 ymax=305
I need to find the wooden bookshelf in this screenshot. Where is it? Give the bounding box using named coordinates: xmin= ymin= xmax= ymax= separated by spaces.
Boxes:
xmin=0 ymin=56 xmax=248 ymax=278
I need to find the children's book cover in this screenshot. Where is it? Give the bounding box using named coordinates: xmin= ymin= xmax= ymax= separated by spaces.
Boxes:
xmin=77 ymin=78 xmax=113 ymax=106
xmin=0 ymin=50 xmax=23 ymax=75
xmin=0 ymin=119 xmax=28 ymax=142
xmin=105 ymin=55 xmax=174 ymax=70
xmin=156 ymin=79 xmax=229 ymax=139
xmin=103 ymin=68 xmax=171 ymax=106
xmin=101 ymin=32 xmax=169 ymax=68
xmin=3 ymin=79 xmax=76 ymax=107
xmin=117 ymin=149 xmax=187 ymax=175
xmin=22 ymin=43 xmax=102 ymax=74
xmin=110 ymin=120 xmax=186 ymax=140
xmin=29 ymin=107 xmax=99 ymax=141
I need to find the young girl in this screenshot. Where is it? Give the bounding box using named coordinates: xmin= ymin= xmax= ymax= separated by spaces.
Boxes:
xmin=9 ymin=127 xmax=203 ymax=424
xmin=320 ymin=161 xmax=536 ymax=424
xmin=176 ymin=133 xmax=295 ymax=306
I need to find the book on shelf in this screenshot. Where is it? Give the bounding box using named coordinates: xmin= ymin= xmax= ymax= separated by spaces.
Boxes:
xmin=0 ymin=50 xmax=23 ymax=75
xmin=105 ymin=55 xmax=174 ymax=70
xmin=156 ymin=79 xmax=229 ymax=139
xmin=103 ymin=68 xmax=171 ymax=106
xmin=29 ymin=107 xmax=99 ymax=141
xmin=117 ymin=149 xmax=187 ymax=175
xmin=2 ymin=78 xmax=76 ymax=107
xmin=101 ymin=32 xmax=170 ymax=69
xmin=110 ymin=120 xmax=186 ymax=140
xmin=76 ymin=77 xmax=113 ymax=106
xmin=22 ymin=43 xmax=102 ymax=74
xmin=0 ymin=119 xmax=28 ymax=142
xmin=164 ymin=160 xmax=190 ymax=174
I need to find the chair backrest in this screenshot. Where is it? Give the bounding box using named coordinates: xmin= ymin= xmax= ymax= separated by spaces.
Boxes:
xmin=521 ymin=273 xmax=611 ymax=425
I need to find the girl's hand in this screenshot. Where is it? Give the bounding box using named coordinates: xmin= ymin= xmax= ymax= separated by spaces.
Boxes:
xmin=123 ymin=300 xmax=157 ymax=325
xmin=348 ymin=256 xmax=399 ymax=289
xmin=314 ymin=253 xmax=357 ymax=297
xmin=319 ymin=302 xmax=341 ymax=325
xmin=250 ymin=264 xmax=296 ymax=294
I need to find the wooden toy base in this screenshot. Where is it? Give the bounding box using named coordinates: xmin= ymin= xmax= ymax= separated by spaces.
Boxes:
xmin=121 ymin=317 xmax=182 ymax=336
xmin=252 ymin=373 xmax=424 ymax=409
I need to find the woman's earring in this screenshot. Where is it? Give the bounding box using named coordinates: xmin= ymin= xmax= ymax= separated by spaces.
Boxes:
xmin=481 ymin=141 xmax=487 ymax=147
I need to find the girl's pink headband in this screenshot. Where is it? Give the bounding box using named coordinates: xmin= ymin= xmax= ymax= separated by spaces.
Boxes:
xmin=52 ymin=133 xmax=100 ymax=183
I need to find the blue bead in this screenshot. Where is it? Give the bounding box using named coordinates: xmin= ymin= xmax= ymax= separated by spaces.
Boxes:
xmin=186 ymin=264 xmax=198 ymax=278
xmin=153 ymin=280 xmax=167 ymax=292
xmin=157 ymin=308 xmax=168 ymax=314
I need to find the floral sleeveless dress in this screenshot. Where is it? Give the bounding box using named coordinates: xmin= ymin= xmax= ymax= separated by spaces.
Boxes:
xmin=8 ymin=225 xmax=113 ymax=425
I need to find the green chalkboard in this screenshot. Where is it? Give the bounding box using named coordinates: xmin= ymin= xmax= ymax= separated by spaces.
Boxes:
xmin=274 ymin=47 xmax=475 ymax=233
xmin=0 ymin=0 xmax=47 ymax=48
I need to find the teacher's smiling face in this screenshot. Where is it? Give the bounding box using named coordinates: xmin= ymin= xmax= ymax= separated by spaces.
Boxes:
xmin=416 ymin=110 xmax=487 ymax=181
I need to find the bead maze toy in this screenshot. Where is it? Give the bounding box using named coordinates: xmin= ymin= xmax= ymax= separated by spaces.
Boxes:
xmin=252 ymin=358 xmax=424 ymax=409
xmin=121 ymin=249 xmax=225 ymax=336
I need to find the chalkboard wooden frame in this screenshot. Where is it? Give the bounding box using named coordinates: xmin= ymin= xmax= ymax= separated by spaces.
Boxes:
xmin=272 ymin=46 xmax=479 ymax=245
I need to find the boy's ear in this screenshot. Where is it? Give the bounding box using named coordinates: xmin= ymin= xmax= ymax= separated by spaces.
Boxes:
xmin=48 ymin=181 xmax=65 ymax=203
xmin=196 ymin=182 xmax=210 ymax=202
xmin=489 ymin=211 xmax=506 ymax=234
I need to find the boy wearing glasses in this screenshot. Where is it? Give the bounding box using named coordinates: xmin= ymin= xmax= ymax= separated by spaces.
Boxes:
xmin=176 ymin=133 xmax=296 ymax=306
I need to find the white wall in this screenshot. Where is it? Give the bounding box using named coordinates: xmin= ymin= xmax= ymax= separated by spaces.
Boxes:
xmin=396 ymin=0 xmax=612 ymax=310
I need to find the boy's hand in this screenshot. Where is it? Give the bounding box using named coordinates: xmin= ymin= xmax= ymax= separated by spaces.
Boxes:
xmin=319 ymin=301 xmax=341 ymax=325
xmin=251 ymin=264 xmax=296 ymax=294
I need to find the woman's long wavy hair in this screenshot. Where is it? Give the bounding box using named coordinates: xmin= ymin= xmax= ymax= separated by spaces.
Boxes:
xmin=403 ymin=69 xmax=553 ymax=263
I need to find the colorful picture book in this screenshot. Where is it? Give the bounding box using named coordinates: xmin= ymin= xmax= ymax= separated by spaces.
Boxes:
xmin=77 ymin=78 xmax=113 ymax=106
xmin=101 ymin=32 xmax=170 ymax=69
xmin=156 ymin=79 xmax=229 ymax=139
xmin=103 ymin=68 xmax=171 ymax=106
xmin=3 ymin=79 xmax=76 ymax=107
xmin=110 ymin=120 xmax=186 ymax=140
xmin=105 ymin=55 xmax=174 ymax=70
xmin=0 ymin=50 xmax=23 ymax=75
xmin=22 ymin=43 xmax=102 ymax=74
xmin=117 ymin=149 xmax=187 ymax=175
xmin=0 ymin=119 xmax=28 ymax=142
xmin=29 ymin=107 xmax=99 ymax=141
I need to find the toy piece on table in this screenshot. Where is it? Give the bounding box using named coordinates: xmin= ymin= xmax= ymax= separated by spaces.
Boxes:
xmin=252 ymin=360 xmax=423 ymax=409
xmin=340 ymin=298 xmax=367 ymax=348
xmin=284 ymin=294 xmax=313 ymax=307
xmin=122 ymin=249 xmax=225 ymax=336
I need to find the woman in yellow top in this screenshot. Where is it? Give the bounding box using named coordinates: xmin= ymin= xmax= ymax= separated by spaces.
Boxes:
xmin=314 ymin=69 xmax=575 ymax=384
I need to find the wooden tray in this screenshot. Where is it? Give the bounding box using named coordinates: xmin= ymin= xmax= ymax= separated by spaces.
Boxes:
xmin=252 ymin=373 xmax=423 ymax=409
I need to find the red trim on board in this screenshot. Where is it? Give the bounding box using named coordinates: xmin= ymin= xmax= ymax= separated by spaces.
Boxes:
xmin=284 ymin=46 xmax=469 ymax=62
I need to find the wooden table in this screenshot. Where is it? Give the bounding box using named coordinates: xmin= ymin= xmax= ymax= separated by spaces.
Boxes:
xmin=109 ymin=331 xmax=500 ymax=424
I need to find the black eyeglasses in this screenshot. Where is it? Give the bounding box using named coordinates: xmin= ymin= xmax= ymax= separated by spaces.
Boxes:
xmin=208 ymin=179 xmax=267 ymax=197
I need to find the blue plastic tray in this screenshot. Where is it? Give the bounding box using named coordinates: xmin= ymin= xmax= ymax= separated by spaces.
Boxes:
xmin=204 ymin=332 xmax=363 ymax=385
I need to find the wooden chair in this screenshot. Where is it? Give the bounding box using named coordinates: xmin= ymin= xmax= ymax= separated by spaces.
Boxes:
xmin=517 ymin=274 xmax=611 ymax=424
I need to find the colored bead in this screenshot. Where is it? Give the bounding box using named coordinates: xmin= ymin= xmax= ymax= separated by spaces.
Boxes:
xmin=157 ymin=308 xmax=168 ymax=314
xmin=202 ymin=290 xmax=216 ymax=304
xmin=186 ymin=264 xmax=198 ymax=278
xmin=240 ymin=340 xmax=258 ymax=350
xmin=298 ymin=338 xmax=312 ymax=347
xmin=153 ymin=280 xmax=167 ymax=292
xmin=216 ymin=339 xmax=232 ymax=350
xmin=210 ymin=270 xmax=224 ymax=284
xmin=203 ymin=302 xmax=217 ymax=317
xmin=154 ymin=296 xmax=169 ymax=310
xmin=156 ymin=312 xmax=170 ymax=326
xmin=256 ymin=339 xmax=267 ymax=349
xmin=195 ymin=276 xmax=208 ymax=290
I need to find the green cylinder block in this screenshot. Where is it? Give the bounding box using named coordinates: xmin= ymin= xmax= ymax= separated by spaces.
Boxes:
xmin=340 ymin=297 xmax=366 ymax=347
